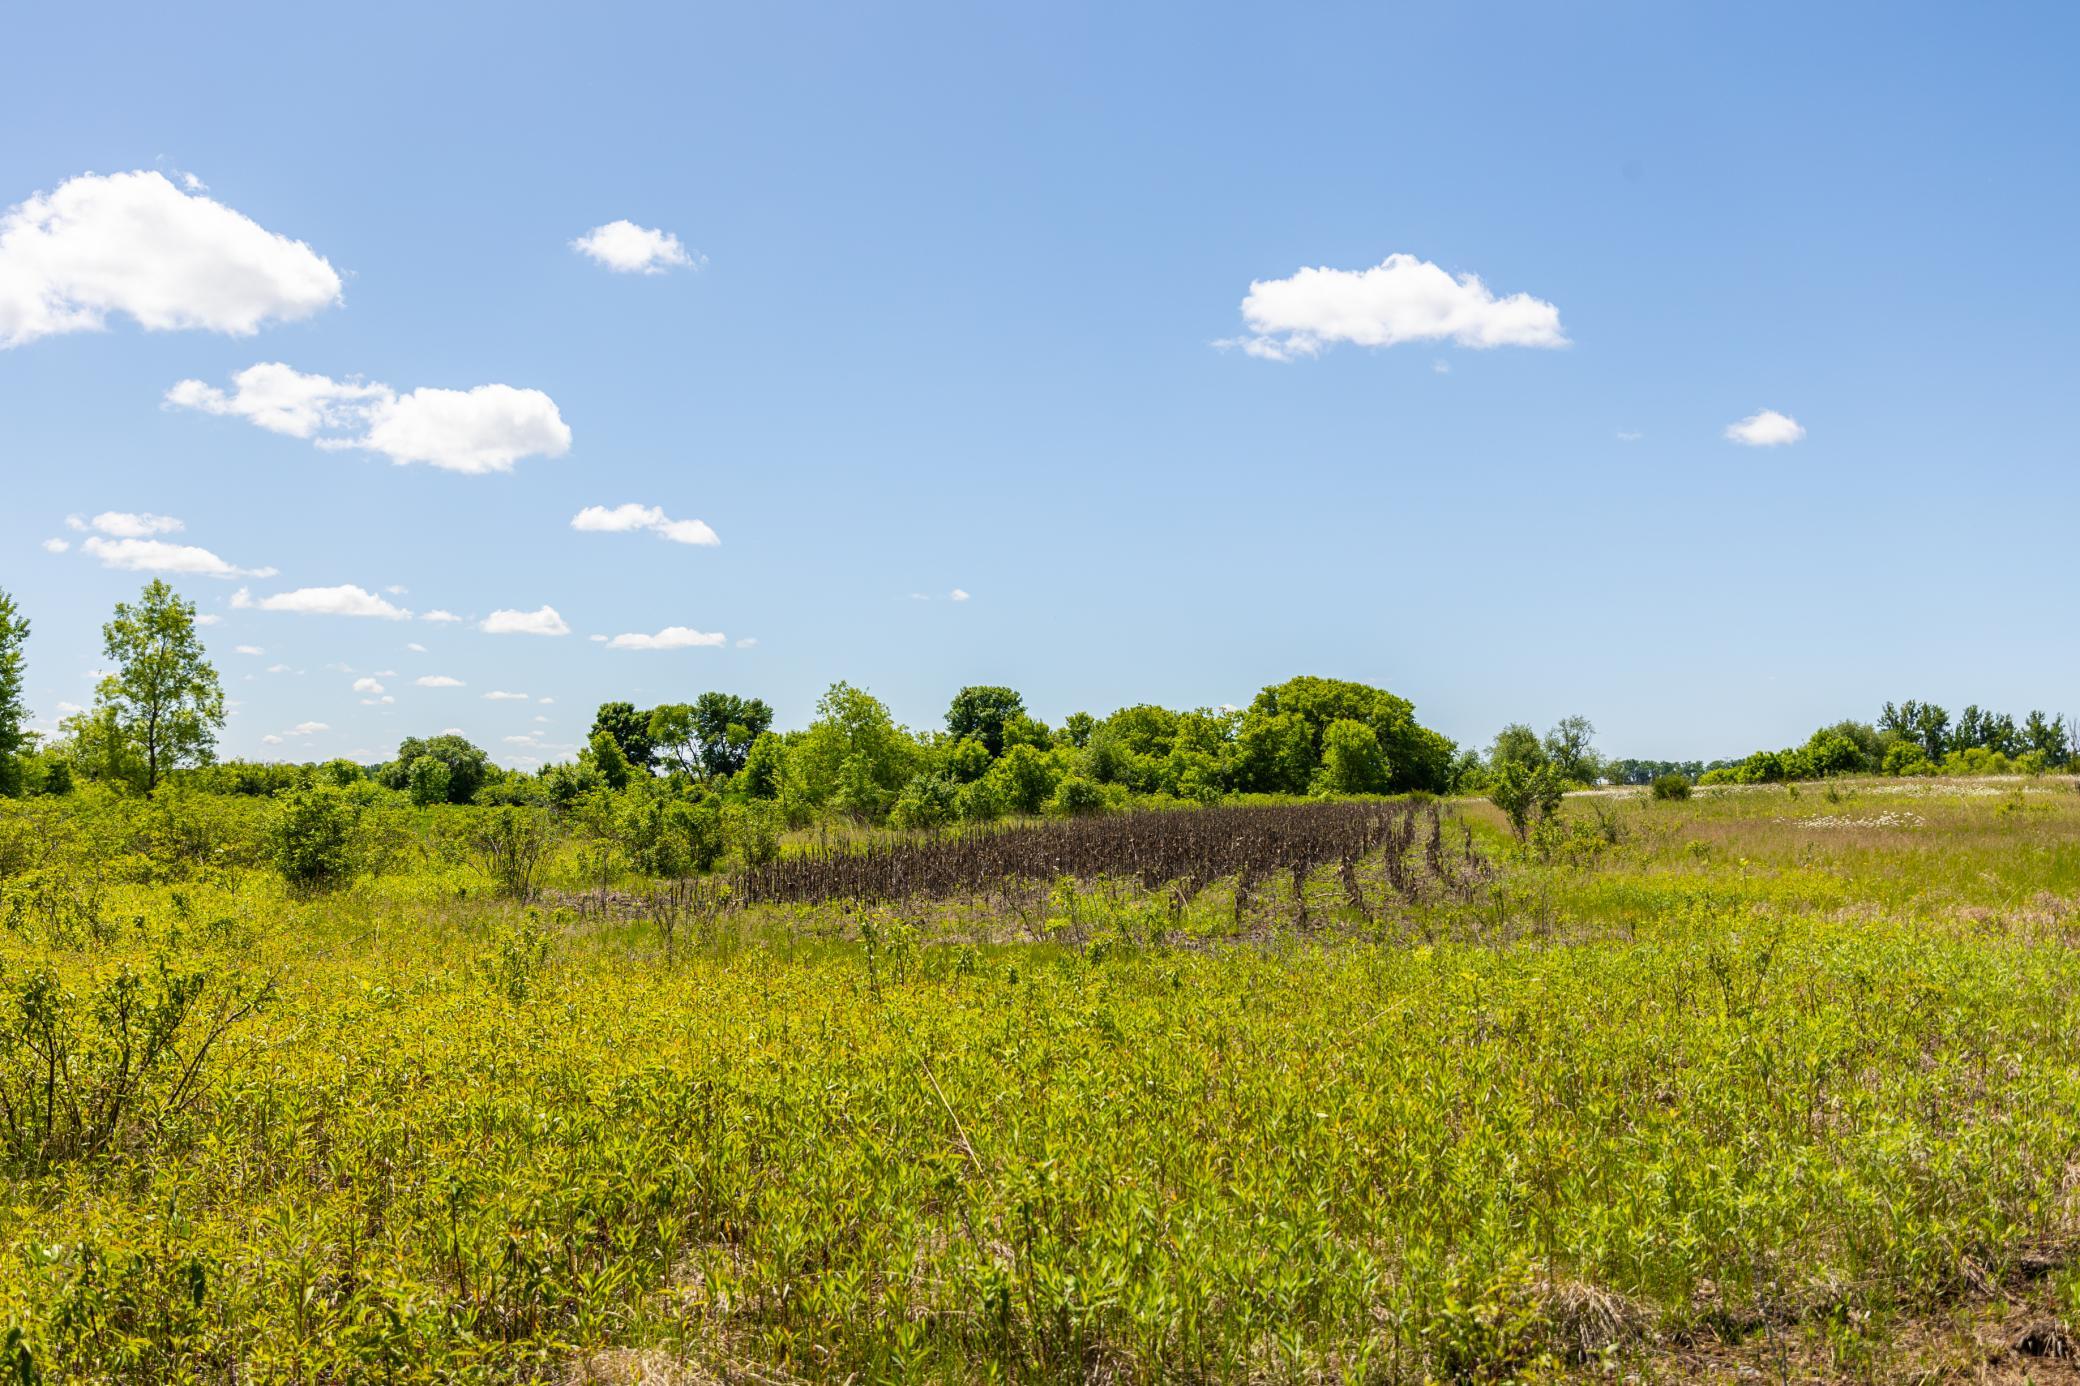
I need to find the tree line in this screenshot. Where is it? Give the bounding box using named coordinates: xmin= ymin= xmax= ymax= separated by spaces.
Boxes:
xmin=0 ymin=582 xmax=2071 ymax=824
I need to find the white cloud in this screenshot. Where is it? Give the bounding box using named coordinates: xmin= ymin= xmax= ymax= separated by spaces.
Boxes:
xmin=482 ymin=690 xmax=528 ymax=700
xmin=168 ymin=364 xmax=571 ymax=474
xmin=194 ymin=613 xmax=222 ymax=626
xmin=352 ymin=677 xmax=385 ymax=694
xmin=480 ymin=606 xmax=569 ymax=637
xmin=289 ymin=721 xmax=328 ymax=736
xmin=537 ymin=696 xmax=555 ymax=704
xmin=87 ymin=511 xmax=183 ymax=537
xmin=1223 ymin=253 xmax=1567 ymax=361
xmin=40 ymin=538 xmax=68 ymax=553
xmin=81 ymin=536 xmax=275 ymax=580
xmin=235 ymin=644 xmax=263 ymax=656
xmin=532 ymin=714 xmax=550 ymax=723
xmin=406 ymin=641 xmax=428 ymax=653
xmin=244 ymin=584 xmax=412 ymax=619
xmin=735 ymin=637 xmax=758 ymax=648
xmin=416 ymin=674 xmax=464 ymax=688
xmin=385 ymin=584 xmax=407 ymax=596
xmin=361 ymin=695 xmax=395 ymax=705
xmin=1432 ymin=359 xmax=1451 ymax=374
xmin=1724 ymin=409 xmax=1805 ymax=447
xmin=570 ymin=220 xmax=700 ymax=274
xmin=1617 ymin=430 xmax=1643 ymax=442
xmin=261 ymin=734 xmax=283 ymax=746
xmin=949 ymin=588 xmax=970 ymax=602
xmin=420 ymin=610 xmax=460 ymax=623
xmin=54 ymin=700 xmax=82 ymax=716
xmin=0 ymin=170 xmax=341 ymax=349
xmin=265 ymin=663 xmax=292 ymax=674
xmin=570 ymin=502 xmax=719 ymax=547
xmin=606 ymin=626 xmax=726 ymax=651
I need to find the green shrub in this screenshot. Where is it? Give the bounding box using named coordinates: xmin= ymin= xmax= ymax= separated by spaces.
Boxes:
xmin=1649 ymin=773 xmax=1692 ymax=801
xmin=890 ymin=772 xmax=959 ymax=829
xmin=407 ymin=755 xmax=451 ymax=808
xmin=1047 ymin=774 xmax=1108 ymax=817
xmin=725 ymin=800 xmax=782 ymax=867
xmin=268 ymin=785 xmax=362 ymax=890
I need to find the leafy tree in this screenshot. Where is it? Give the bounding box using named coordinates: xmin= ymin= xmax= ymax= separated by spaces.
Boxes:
xmin=386 ymin=734 xmax=490 ymax=804
xmin=587 ymin=729 xmax=633 ymax=790
xmin=794 ymin=683 xmax=918 ymax=821
xmin=1794 ymin=728 xmax=1868 ymax=778
xmin=1488 ymin=724 xmax=1546 ymax=773
xmin=0 ymin=589 xmax=27 ymax=798
xmin=589 ymin=701 xmax=656 ymax=772
xmin=650 ymin=693 xmax=774 ymax=778
xmin=1048 ymin=774 xmax=1107 ymax=816
xmin=75 ymin=580 xmax=224 ymax=794
xmin=1232 ymin=710 xmax=1315 ymax=794
xmin=1542 ymin=715 xmax=1601 ymax=785
xmin=983 ymin=744 xmax=1060 ymax=815
xmin=1316 ymin=719 xmax=1389 ymax=794
xmin=946 ymin=686 xmax=1028 ymax=758
xmin=407 ymin=755 xmax=452 ymax=807
xmin=1059 ymin=711 xmax=1096 ymax=750
xmin=2022 ymin=711 xmax=2072 ymax=764
xmin=740 ymin=731 xmax=787 ymax=799
xmin=1649 ymin=773 xmax=1691 ymax=801
xmin=1880 ymin=700 xmax=1950 ymax=760
xmin=1000 ymin=713 xmax=1053 ymax=753
xmin=890 ymin=772 xmax=960 ymax=829
xmin=1249 ymin=675 xmax=1455 ymax=793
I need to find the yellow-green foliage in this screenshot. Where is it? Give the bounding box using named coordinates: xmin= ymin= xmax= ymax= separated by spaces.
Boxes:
xmin=2 ymin=779 xmax=2079 ymax=1380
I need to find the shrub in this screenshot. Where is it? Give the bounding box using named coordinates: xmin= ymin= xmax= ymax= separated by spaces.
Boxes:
xmin=1489 ymin=760 xmax=1565 ymax=839
xmin=1649 ymin=773 xmax=1692 ymax=801
xmin=1316 ymin=719 xmax=1389 ymax=795
xmin=1047 ymin=774 xmax=1108 ymax=817
xmin=890 ymin=772 xmax=959 ymax=830
xmin=268 ymin=785 xmax=362 ymax=890
xmin=725 ymin=800 xmax=782 ymax=867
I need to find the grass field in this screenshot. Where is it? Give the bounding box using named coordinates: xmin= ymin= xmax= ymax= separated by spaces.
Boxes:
xmin=4 ymin=780 xmax=2080 ymax=1381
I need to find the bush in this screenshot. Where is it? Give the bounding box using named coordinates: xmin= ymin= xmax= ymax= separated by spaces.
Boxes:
xmin=1649 ymin=773 xmax=1692 ymax=801
xmin=890 ymin=772 xmax=960 ymax=830
xmin=1316 ymin=719 xmax=1389 ymax=795
xmin=1489 ymin=760 xmax=1565 ymax=839
xmin=725 ymin=800 xmax=782 ymax=867
xmin=1047 ymin=774 xmax=1108 ymax=817
xmin=268 ymin=785 xmax=362 ymax=890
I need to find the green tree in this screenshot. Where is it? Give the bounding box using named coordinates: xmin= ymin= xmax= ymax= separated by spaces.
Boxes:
xmin=794 ymin=683 xmax=918 ymax=821
xmin=384 ymin=734 xmax=491 ymax=804
xmin=740 ymin=731 xmax=787 ymax=799
xmin=946 ymin=686 xmax=1027 ymax=758
xmin=650 ymin=693 xmax=774 ymax=778
xmin=1542 ymin=715 xmax=1601 ymax=785
xmin=587 ymin=729 xmax=633 ymax=790
xmin=1232 ymin=709 xmax=1315 ymax=794
xmin=407 ymin=755 xmax=452 ymax=807
xmin=1249 ymin=675 xmax=1455 ymax=792
xmin=1489 ymin=759 xmax=1565 ymax=839
xmin=0 ymin=589 xmax=27 ymax=798
xmin=77 ymin=580 xmax=224 ymax=794
xmin=589 ymin=701 xmax=656 ymax=771
xmin=1488 ymin=723 xmax=1546 ymax=774
xmin=1316 ymin=718 xmax=1389 ymax=794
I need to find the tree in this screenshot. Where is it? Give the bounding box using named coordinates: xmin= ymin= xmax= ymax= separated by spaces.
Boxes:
xmin=0 ymin=589 xmax=27 ymax=797
xmin=385 ymin=734 xmax=490 ymax=804
xmin=1488 ymin=723 xmax=1546 ymax=773
xmin=2022 ymin=711 xmax=2072 ymax=765
xmin=1232 ymin=709 xmax=1315 ymax=794
xmin=1317 ymin=719 xmax=1389 ymax=794
xmin=589 ymin=702 xmax=656 ymax=772
xmin=946 ymin=686 xmax=1027 ymax=758
xmin=77 ymin=580 xmax=224 ymax=794
xmin=1542 ymin=715 xmax=1601 ymax=785
xmin=1249 ymin=675 xmax=1455 ymax=793
xmin=793 ymin=683 xmax=918 ymax=820
xmin=407 ymin=755 xmax=452 ymax=807
xmin=740 ymin=731 xmax=787 ymax=799
xmin=587 ymin=729 xmax=632 ymax=790
xmin=1880 ymin=701 xmax=1950 ymax=760
xmin=651 ymin=693 xmax=774 ymax=778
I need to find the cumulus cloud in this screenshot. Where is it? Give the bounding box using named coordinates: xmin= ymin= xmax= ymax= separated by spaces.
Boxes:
xmin=352 ymin=677 xmax=384 ymax=694
xmin=949 ymin=588 xmax=970 ymax=602
xmin=236 ymin=584 xmax=412 ymax=619
xmin=1617 ymin=430 xmax=1643 ymax=442
xmin=406 ymin=641 xmax=427 ymax=653
xmin=0 ymin=170 xmax=342 ymax=349
xmin=1222 ymin=253 xmax=1567 ymax=361
xmin=40 ymin=538 xmax=68 ymax=553
xmin=479 ymin=606 xmax=569 ymax=637
xmin=235 ymin=644 xmax=263 ymax=656
xmin=82 ymin=536 xmax=275 ymax=579
xmin=288 ymin=721 xmax=328 ymax=736
xmin=1724 ymin=409 xmax=1805 ymax=447
xmin=416 ymin=674 xmax=464 ymax=688
xmin=195 ymin=613 xmax=222 ymax=626
xmin=167 ymin=363 xmax=572 ymax=474
xmin=735 ymin=637 xmax=758 ymax=648
xmin=606 ymin=626 xmax=726 ymax=651
xmin=482 ymin=690 xmax=528 ymax=701
xmin=570 ymin=503 xmax=719 ymax=547
xmin=570 ymin=220 xmax=701 ymax=274
xmin=420 ymin=610 xmax=459 ymax=623
xmin=86 ymin=511 xmax=183 ymax=537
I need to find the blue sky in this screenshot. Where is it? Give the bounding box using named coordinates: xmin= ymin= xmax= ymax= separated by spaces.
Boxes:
xmin=3 ymin=2 xmax=2076 ymax=766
